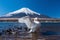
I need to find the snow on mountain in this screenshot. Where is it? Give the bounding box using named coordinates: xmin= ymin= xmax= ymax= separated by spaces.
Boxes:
xmin=7 ymin=7 xmax=40 ymax=15
xmin=0 ymin=7 xmax=50 ymax=18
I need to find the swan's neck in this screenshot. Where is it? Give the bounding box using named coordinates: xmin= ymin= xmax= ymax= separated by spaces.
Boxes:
xmin=24 ymin=19 xmax=33 ymax=28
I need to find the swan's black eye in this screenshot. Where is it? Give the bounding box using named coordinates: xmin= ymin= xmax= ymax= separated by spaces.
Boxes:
xmin=28 ymin=28 xmax=31 ymax=31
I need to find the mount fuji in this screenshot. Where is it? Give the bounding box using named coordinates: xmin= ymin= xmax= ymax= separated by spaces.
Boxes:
xmin=0 ymin=8 xmax=50 ymax=18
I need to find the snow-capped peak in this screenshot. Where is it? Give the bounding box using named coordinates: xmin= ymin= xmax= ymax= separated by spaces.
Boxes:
xmin=4 ymin=7 xmax=40 ymax=16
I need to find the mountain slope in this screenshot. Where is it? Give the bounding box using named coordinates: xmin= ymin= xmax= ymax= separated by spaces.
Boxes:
xmin=0 ymin=8 xmax=50 ymax=18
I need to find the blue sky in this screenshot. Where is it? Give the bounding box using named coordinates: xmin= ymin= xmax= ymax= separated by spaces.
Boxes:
xmin=0 ymin=0 xmax=60 ymax=18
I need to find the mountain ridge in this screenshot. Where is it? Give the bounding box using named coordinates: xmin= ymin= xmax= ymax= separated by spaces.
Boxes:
xmin=0 ymin=7 xmax=50 ymax=18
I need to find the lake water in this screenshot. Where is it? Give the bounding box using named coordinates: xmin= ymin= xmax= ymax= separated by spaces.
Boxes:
xmin=0 ymin=22 xmax=60 ymax=35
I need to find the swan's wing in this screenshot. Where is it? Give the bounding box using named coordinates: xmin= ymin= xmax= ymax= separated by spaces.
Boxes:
xmin=18 ymin=18 xmax=24 ymax=23
xmin=18 ymin=16 xmax=31 ymax=23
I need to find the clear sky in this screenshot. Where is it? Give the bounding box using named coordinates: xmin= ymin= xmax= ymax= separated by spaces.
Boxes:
xmin=0 ymin=0 xmax=60 ymax=18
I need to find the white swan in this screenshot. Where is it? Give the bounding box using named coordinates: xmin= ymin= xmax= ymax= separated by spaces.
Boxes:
xmin=18 ymin=16 xmax=41 ymax=33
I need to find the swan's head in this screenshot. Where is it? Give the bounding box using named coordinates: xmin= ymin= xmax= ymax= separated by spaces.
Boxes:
xmin=34 ymin=17 xmax=40 ymax=24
